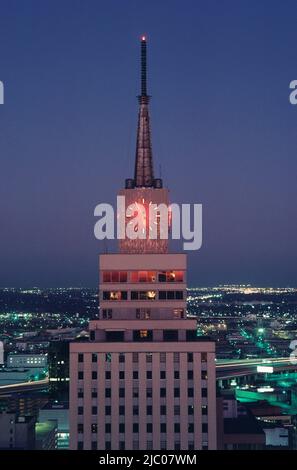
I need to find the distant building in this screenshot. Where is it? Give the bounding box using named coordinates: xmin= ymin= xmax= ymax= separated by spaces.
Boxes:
xmin=217 ymin=391 xmax=265 ymax=450
xmin=35 ymin=419 xmax=58 ymax=450
xmin=0 ymin=368 xmax=36 ymax=386
xmin=48 ymin=341 xmax=70 ymax=401
xmin=263 ymin=425 xmax=289 ymax=448
xmin=0 ymin=411 xmax=35 ymax=449
xmin=0 ymin=342 xmax=4 ymax=365
xmin=0 ymin=392 xmax=49 ymax=418
xmin=7 ymin=353 xmax=47 ymax=369
xmin=39 ymin=401 xmax=69 ymax=449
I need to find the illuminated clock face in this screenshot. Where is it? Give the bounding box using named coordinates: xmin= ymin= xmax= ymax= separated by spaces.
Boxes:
xmin=126 ymin=198 xmax=156 ymax=235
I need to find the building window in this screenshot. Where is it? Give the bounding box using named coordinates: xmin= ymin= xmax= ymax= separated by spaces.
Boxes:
xmin=78 ymin=354 xmax=84 ymax=363
xmin=103 ymin=291 xmax=127 ymax=301
xmin=147 ymin=441 xmax=153 ymax=450
xmin=133 ymin=423 xmax=139 ymax=433
xmin=174 ymin=405 xmax=180 ymax=415
xmin=146 ymin=353 xmax=153 ymax=363
xmin=146 ymin=388 xmax=152 ymax=398
xmin=174 ymin=370 xmax=179 ymax=379
xmin=105 ymin=353 xmax=112 ymax=362
xmin=92 ymin=371 xmax=97 ymax=380
xmin=201 ymin=370 xmax=208 ymax=380
xmin=160 ymin=388 xmax=166 ymax=397
xmin=102 ymin=309 xmax=112 ymax=319
xmin=91 ymin=388 xmax=97 ymax=398
xmin=146 ymin=371 xmax=152 ymax=380
xmin=133 ymin=371 xmax=138 ymax=379
xmin=78 ymin=388 xmax=83 ymax=398
xmin=158 ymin=290 xmax=184 ymax=300
xmin=202 ymin=423 xmax=208 ymax=433
xmin=188 ymin=370 xmax=194 ymax=380
xmin=102 ymin=271 xmax=127 ymax=283
xmin=105 ymin=406 xmax=111 ymax=415
xmin=147 ymin=406 xmax=152 ymax=415
xmin=202 ymin=388 xmax=208 ymax=398
xmin=77 ymin=423 xmax=83 ymax=433
xmin=160 ymin=370 xmax=166 ymax=379
xmin=133 ymin=406 xmax=139 ymax=416
xmin=77 ymin=442 xmax=83 ymax=450
xmin=187 ymin=353 xmax=193 ymax=363
xmin=119 ymin=353 xmax=125 ymax=363
xmin=174 ymin=441 xmax=181 ymax=450
xmin=92 ymin=406 xmax=97 ymax=415
xmin=160 ymin=440 xmax=167 ymax=450
xmin=78 ymin=371 xmax=83 ymax=380
xmin=131 ymin=291 xmax=156 ymax=301
xmin=202 ymin=405 xmax=208 ymax=415
xmin=174 ymin=423 xmax=180 ymax=433
xmin=106 ymin=330 xmax=124 ymax=342
xmin=119 ymin=423 xmax=125 ymax=433
xmin=188 ymin=423 xmax=194 ymax=433
xmin=91 ymin=441 xmax=97 ymax=450
xmin=160 ymin=405 xmax=166 ymax=415
xmin=174 ymin=388 xmax=180 ymax=398
xmin=92 ymin=353 xmax=97 ymax=363
xmin=188 ymin=405 xmax=194 ymax=415
xmin=133 ymin=353 xmax=139 ymax=363
xmin=147 ymin=423 xmax=153 ymax=433
xmin=91 ymin=424 xmax=97 ymax=434
xmin=119 ymin=371 xmax=125 ymax=379
xmin=158 ymin=271 xmax=184 ymax=282
xmin=119 ymin=441 xmax=125 ymax=450
xmin=188 ymin=388 xmax=194 ymax=397
xmin=163 ymin=330 xmax=179 ymax=342
xmin=105 ymin=423 xmax=111 ymax=433
xmin=90 ymin=330 xmax=95 ymax=341
xmin=173 ymin=308 xmax=184 ymax=319
xmin=131 ymin=271 xmax=156 ymax=283
xmin=105 ymin=371 xmax=111 ymax=380
xmin=119 ymin=405 xmax=125 ymax=415
xmin=160 ymin=352 xmax=166 ymax=363
xmin=188 ymin=441 xmax=194 ymax=450
xmin=119 ymin=388 xmax=125 ymax=398
xmin=105 ymin=388 xmax=111 ymax=398
xmin=136 ymin=308 xmax=151 ymax=320
xmin=133 ymin=441 xmax=139 ymax=450
xmin=160 ymin=423 xmax=167 ymax=433
xmin=105 ymin=441 xmax=111 ymax=450
xmin=78 ymin=406 xmax=83 ymax=415
xmin=133 ymin=330 xmax=153 ymax=341
xmin=201 ymin=352 xmax=207 ymax=363
xmin=173 ymin=352 xmax=179 ymax=362
xmin=133 ymin=387 xmax=139 ymax=398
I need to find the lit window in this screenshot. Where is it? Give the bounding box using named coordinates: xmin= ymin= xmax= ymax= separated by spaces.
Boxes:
xmin=146 ymin=291 xmax=156 ymax=300
xmin=140 ymin=330 xmax=148 ymax=338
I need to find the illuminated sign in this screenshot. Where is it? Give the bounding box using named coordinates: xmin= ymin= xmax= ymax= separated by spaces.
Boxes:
xmin=257 ymin=365 xmax=273 ymax=373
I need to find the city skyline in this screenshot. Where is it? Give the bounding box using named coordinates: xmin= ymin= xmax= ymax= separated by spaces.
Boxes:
xmin=0 ymin=1 xmax=296 ymax=287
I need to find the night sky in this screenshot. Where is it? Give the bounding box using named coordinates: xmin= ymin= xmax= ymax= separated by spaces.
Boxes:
xmin=0 ymin=0 xmax=296 ymax=287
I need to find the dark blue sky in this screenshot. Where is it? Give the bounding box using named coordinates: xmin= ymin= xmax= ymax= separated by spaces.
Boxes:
xmin=0 ymin=0 xmax=296 ymax=287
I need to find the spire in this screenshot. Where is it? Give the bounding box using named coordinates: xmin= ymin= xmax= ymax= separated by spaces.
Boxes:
xmin=133 ymin=36 xmax=155 ymax=188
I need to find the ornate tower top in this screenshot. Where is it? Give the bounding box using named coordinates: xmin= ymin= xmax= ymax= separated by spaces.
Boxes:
xmin=125 ymin=36 xmax=163 ymax=190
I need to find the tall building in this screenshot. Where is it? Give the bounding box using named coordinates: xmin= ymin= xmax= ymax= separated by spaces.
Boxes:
xmin=69 ymin=37 xmax=217 ymax=450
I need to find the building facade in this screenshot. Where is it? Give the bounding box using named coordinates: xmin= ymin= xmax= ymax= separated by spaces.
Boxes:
xmin=69 ymin=37 xmax=217 ymax=450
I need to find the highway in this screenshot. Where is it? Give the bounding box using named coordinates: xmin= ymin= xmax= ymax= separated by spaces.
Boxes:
xmin=216 ymin=357 xmax=296 ymax=379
